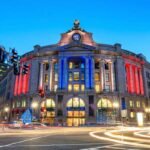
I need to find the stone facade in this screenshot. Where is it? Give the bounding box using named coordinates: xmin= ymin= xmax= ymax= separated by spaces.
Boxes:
xmin=0 ymin=21 xmax=150 ymax=126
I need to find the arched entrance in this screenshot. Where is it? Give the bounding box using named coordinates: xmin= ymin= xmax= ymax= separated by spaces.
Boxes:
xmin=40 ymin=99 xmax=55 ymax=125
xmin=97 ymin=98 xmax=114 ymax=124
xmin=66 ymin=97 xmax=85 ymax=126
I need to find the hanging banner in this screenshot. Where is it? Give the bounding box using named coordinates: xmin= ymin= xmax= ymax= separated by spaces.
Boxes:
xmin=21 ymin=108 xmax=32 ymax=124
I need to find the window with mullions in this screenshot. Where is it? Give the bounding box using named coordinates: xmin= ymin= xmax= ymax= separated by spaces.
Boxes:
xmin=105 ymin=73 xmax=109 ymax=82
xmin=95 ymin=61 xmax=100 ymax=69
xmin=45 ymin=63 xmax=49 ymax=71
xmin=68 ymin=72 xmax=73 ymax=81
xmin=81 ymin=72 xmax=85 ymax=80
xmin=74 ymin=72 xmax=80 ymax=81
xmin=44 ymin=74 xmax=48 ymax=83
xmin=105 ymin=63 xmax=109 ymax=70
xmin=95 ymin=72 xmax=100 ymax=81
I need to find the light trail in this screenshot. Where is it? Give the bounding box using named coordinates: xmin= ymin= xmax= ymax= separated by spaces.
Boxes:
xmin=89 ymin=127 xmax=150 ymax=148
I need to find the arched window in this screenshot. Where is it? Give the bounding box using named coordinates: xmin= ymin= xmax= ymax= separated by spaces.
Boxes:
xmin=97 ymin=98 xmax=112 ymax=108
xmin=67 ymin=97 xmax=85 ymax=108
xmin=46 ymin=99 xmax=55 ymax=108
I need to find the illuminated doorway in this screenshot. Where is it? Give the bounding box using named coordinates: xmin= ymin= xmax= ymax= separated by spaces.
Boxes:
xmin=66 ymin=97 xmax=85 ymax=126
xmin=40 ymin=99 xmax=55 ymax=125
xmin=97 ymin=98 xmax=114 ymax=124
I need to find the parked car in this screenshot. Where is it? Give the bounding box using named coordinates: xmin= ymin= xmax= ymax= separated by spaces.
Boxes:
xmin=8 ymin=121 xmax=23 ymax=128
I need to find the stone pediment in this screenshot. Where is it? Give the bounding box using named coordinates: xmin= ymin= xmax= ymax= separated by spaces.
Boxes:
xmin=59 ymin=42 xmax=96 ymax=51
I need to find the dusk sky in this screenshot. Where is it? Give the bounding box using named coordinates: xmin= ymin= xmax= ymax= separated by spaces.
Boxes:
xmin=0 ymin=0 xmax=150 ymax=61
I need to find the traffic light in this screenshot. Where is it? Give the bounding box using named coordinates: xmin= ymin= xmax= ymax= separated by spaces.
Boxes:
xmin=13 ymin=63 xmax=20 ymax=75
xmin=38 ymin=88 xmax=44 ymax=98
xmin=11 ymin=49 xmax=18 ymax=64
xmin=22 ymin=64 xmax=29 ymax=74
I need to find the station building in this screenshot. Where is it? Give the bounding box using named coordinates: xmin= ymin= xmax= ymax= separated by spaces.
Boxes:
xmin=1 ymin=21 xmax=150 ymax=126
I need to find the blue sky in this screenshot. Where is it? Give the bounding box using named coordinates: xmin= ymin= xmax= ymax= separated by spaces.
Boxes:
xmin=0 ymin=0 xmax=150 ymax=61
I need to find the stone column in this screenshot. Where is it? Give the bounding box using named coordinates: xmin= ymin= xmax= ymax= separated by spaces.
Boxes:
xmin=100 ymin=60 xmax=104 ymax=91
xmin=48 ymin=60 xmax=53 ymax=91
xmin=39 ymin=62 xmax=44 ymax=89
xmin=85 ymin=57 xmax=89 ymax=89
xmin=111 ymin=61 xmax=115 ymax=92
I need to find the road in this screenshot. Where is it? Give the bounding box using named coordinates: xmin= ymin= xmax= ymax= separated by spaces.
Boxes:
xmin=0 ymin=126 xmax=150 ymax=149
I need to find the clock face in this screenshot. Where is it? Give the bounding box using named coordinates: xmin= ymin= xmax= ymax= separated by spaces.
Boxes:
xmin=72 ymin=33 xmax=81 ymax=41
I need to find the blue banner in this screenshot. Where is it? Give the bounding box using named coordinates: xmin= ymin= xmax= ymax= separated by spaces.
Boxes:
xmin=21 ymin=108 xmax=32 ymax=124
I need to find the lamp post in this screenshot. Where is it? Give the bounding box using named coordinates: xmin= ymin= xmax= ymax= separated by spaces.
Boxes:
xmin=31 ymin=102 xmax=38 ymax=121
xmin=4 ymin=106 xmax=9 ymax=122
xmin=113 ymin=102 xmax=119 ymax=124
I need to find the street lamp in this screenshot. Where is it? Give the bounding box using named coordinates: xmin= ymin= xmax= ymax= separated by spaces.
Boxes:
xmin=31 ymin=102 xmax=38 ymax=121
xmin=113 ymin=102 xmax=119 ymax=123
xmin=4 ymin=107 xmax=9 ymax=122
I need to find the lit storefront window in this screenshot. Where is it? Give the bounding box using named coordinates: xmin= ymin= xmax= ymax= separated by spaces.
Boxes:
xmin=95 ymin=72 xmax=100 ymax=81
xmin=74 ymin=72 xmax=79 ymax=81
xmin=74 ymin=84 xmax=79 ymax=92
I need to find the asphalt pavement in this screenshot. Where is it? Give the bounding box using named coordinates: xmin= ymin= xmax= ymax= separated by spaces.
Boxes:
xmin=0 ymin=127 xmax=149 ymax=150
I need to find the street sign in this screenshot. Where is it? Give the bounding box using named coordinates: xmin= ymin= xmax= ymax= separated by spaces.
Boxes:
xmin=21 ymin=108 xmax=32 ymax=124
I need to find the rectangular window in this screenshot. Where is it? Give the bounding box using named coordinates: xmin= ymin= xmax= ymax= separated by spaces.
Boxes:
xmin=44 ymin=74 xmax=48 ymax=83
xmin=95 ymin=61 xmax=100 ymax=69
xmin=89 ymin=96 xmax=94 ymax=104
xmin=45 ymin=63 xmax=49 ymax=71
xmin=22 ymin=100 xmax=26 ymax=107
xmin=54 ymin=73 xmax=58 ymax=82
xmin=68 ymin=84 xmax=72 ymax=91
xmin=95 ymin=72 xmax=100 ymax=81
xmin=129 ymin=100 xmax=134 ymax=107
xmin=105 ymin=63 xmax=109 ymax=70
xmin=69 ymin=62 xmax=73 ymax=69
xmin=54 ymin=84 xmax=58 ymax=92
xmin=105 ymin=73 xmax=109 ymax=82
xmin=147 ymin=81 xmax=150 ymax=89
xmin=130 ymin=112 xmax=134 ymax=118
xmin=74 ymin=72 xmax=79 ymax=81
xmin=74 ymin=84 xmax=79 ymax=92
xmin=81 ymin=72 xmax=85 ymax=80
xmin=16 ymin=101 xmax=20 ymax=107
xmin=105 ymin=85 xmax=110 ymax=91
xmin=81 ymin=84 xmax=85 ymax=91
xmin=136 ymin=101 xmax=140 ymax=107
xmin=95 ymin=84 xmax=100 ymax=92
xmin=68 ymin=72 xmax=73 ymax=81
